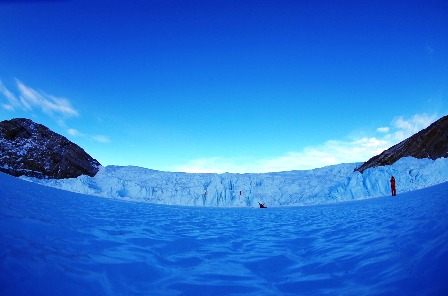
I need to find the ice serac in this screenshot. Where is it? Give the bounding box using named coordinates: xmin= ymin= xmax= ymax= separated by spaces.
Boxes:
xmin=0 ymin=118 xmax=101 ymax=179
xmin=355 ymin=115 xmax=448 ymax=173
xmin=24 ymin=157 xmax=448 ymax=206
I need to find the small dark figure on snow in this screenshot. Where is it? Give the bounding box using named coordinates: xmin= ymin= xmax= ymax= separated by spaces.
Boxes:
xmin=390 ymin=176 xmax=396 ymax=196
xmin=258 ymin=202 xmax=267 ymax=208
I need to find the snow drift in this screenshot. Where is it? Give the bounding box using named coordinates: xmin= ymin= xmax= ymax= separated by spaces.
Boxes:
xmin=23 ymin=157 xmax=448 ymax=207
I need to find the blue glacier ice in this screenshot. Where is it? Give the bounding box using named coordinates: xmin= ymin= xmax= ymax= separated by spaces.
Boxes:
xmin=22 ymin=157 xmax=448 ymax=207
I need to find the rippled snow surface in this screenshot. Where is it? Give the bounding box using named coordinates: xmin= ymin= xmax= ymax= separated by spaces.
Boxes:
xmin=1 ymin=173 xmax=447 ymax=295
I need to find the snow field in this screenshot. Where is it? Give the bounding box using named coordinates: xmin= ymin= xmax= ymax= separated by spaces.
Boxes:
xmin=1 ymin=172 xmax=447 ymax=295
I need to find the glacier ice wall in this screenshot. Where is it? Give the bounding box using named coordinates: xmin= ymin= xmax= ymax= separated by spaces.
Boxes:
xmin=23 ymin=157 xmax=448 ymax=207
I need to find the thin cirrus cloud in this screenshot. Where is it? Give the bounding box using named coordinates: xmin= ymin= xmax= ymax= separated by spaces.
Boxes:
xmin=376 ymin=127 xmax=390 ymax=133
xmin=0 ymin=79 xmax=79 ymax=118
xmin=68 ymin=129 xmax=111 ymax=144
xmin=176 ymin=113 xmax=438 ymax=173
xmin=67 ymin=128 xmax=84 ymax=137
xmin=91 ymin=135 xmax=111 ymax=144
xmin=0 ymin=81 xmax=21 ymax=111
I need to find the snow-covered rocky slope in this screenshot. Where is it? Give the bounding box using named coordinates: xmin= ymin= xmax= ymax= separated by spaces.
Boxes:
xmin=23 ymin=157 xmax=448 ymax=207
xmin=0 ymin=118 xmax=101 ymax=179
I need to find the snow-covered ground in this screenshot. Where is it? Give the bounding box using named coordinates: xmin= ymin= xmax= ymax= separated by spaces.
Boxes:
xmin=22 ymin=157 xmax=448 ymax=207
xmin=1 ymin=171 xmax=447 ymax=295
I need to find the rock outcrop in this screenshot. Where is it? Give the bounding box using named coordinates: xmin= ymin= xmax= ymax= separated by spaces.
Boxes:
xmin=355 ymin=115 xmax=448 ymax=173
xmin=0 ymin=118 xmax=101 ymax=179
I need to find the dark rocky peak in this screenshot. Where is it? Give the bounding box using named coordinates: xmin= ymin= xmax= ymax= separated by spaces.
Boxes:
xmin=355 ymin=115 xmax=448 ymax=173
xmin=0 ymin=118 xmax=101 ymax=179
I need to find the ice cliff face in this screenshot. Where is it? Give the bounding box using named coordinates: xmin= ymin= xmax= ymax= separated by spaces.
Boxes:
xmin=356 ymin=115 xmax=448 ymax=173
xmin=26 ymin=163 xmax=357 ymax=206
xmin=0 ymin=118 xmax=101 ymax=179
xmin=24 ymin=157 xmax=448 ymax=207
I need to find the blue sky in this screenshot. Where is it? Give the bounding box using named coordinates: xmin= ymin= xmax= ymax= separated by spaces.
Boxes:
xmin=1 ymin=0 xmax=447 ymax=173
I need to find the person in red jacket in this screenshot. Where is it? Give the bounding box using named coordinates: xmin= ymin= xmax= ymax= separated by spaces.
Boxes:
xmin=390 ymin=176 xmax=396 ymax=196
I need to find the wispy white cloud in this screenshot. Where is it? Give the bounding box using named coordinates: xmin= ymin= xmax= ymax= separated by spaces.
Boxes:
xmin=92 ymin=135 xmax=111 ymax=144
xmin=67 ymin=128 xmax=84 ymax=137
xmin=66 ymin=128 xmax=111 ymax=145
xmin=1 ymin=104 xmax=15 ymax=112
xmin=0 ymin=79 xmax=79 ymax=119
xmin=392 ymin=114 xmax=436 ymax=137
xmin=16 ymin=80 xmax=78 ymax=117
xmin=0 ymin=80 xmax=21 ymax=111
xmin=175 ymin=113 xmax=438 ymax=173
